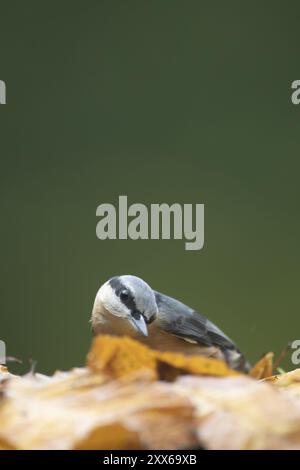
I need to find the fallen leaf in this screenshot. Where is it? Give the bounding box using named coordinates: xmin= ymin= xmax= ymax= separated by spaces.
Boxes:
xmin=250 ymin=352 xmax=274 ymax=379
xmin=0 ymin=367 xmax=196 ymax=450
xmin=1 ymin=337 xmax=300 ymax=450
xmin=87 ymin=335 xmax=157 ymax=379
xmin=174 ymin=374 xmax=300 ymax=449
xmin=88 ymin=335 xmax=237 ymax=380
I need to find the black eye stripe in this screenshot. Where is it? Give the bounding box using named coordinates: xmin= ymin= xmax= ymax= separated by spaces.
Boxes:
xmin=120 ymin=293 xmax=136 ymax=312
xmin=109 ymin=276 xmax=125 ymax=293
xmin=120 ymin=289 xmax=129 ymax=300
xmin=109 ymin=277 xmax=137 ymax=312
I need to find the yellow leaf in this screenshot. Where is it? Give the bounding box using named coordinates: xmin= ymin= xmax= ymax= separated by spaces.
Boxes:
xmin=250 ymin=352 xmax=274 ymax=380
xmin=88 ymin=335 xmax=237 ymax=380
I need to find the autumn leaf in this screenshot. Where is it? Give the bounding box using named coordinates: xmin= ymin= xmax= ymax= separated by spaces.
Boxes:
xmin=1 ymin=336 xmax=300 ymax=450
xmin=249 ymin=352 xmax=274 ymax=380
xmin=87 ymin=335 xmax=158 ymax=379
xmin=0 ymin=368 xmax=196 ymax=450
xmin=88 ymin=335 xmax=237 ymax=380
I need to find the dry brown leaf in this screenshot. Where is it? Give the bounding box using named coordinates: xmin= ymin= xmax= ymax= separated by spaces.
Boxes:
xmin=0 ymin=365 xmax=12 ymax=381
xmin=0 ymin=367 xmax=196 ymax=450
xmin=156 ymin=351 xmax=238 ymax=380
xmin=87 ymin=335 xmax=158 ymax=379
xmin=265 ymin=369 xmax=300 ymax=400
xmin=174 ymin=374 xmax=300 ymax=449
xmin=88 ymin=335 xmax=237 ymax=380
xmin=249 ymin=352 xmax=274 ymax=379
xmin=1 ymin=336 xmax=300 ymax=450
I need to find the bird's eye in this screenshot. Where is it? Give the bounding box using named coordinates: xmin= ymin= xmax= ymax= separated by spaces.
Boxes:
xmin=120 ymin=289 xmax=130 ymax=301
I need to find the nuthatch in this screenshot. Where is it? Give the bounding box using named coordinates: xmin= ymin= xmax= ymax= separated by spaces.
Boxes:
xmin=91 ymin=275 xmax=249 ymax=372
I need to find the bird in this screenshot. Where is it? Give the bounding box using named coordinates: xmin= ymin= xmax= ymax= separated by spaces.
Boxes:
xmin=91 ymin=275 xmax=250 ymax=372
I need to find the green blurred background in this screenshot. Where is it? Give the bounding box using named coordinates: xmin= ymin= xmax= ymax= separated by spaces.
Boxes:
xmin=0 ymin=1 xmax=299 ymax=374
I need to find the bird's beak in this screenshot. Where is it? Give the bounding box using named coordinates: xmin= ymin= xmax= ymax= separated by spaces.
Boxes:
xmin=129 ymin=313 xmax=148 ymax=337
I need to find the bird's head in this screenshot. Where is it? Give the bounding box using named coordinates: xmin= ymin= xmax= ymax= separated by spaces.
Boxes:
xmin=91 ymin=275 xmax=158 ymax=337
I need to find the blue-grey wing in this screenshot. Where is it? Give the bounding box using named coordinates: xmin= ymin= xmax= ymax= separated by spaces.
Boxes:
xmin=154 ymin=291 xmax=236 ymax=350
